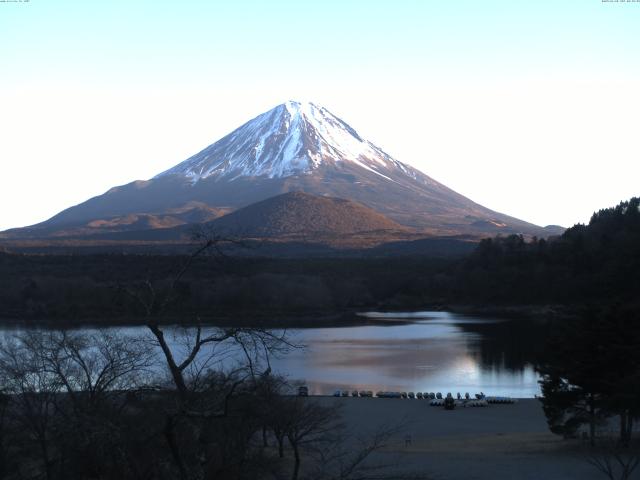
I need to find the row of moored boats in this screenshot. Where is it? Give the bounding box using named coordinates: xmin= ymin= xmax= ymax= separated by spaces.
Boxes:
xmin=331 ymin=390 xmax=517 ymax=405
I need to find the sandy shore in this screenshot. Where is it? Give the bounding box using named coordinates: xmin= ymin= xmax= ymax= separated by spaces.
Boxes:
xmin=312 ymin=397 xmax=616 ymax=480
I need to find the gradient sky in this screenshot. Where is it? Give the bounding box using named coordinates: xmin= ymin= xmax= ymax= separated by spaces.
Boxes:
xmin=1 ymin=0 xmax=639 ymax=231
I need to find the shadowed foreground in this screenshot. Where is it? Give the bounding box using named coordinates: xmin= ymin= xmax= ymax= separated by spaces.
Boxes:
xmin=319 ymin=397 xmax=627 ymax=480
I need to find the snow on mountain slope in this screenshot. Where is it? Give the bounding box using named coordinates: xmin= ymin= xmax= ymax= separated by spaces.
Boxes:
xmin=3 ymin=100 xmax=556 ymax=239
xmin=155 ymin=100 xmax=418 ymax=184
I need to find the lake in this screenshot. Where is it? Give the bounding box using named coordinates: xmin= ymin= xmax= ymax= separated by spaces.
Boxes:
xmin=0 ymin=311 xmax=546 ymax=397
xmin=271 ymin=311 xmax=544 ymax=397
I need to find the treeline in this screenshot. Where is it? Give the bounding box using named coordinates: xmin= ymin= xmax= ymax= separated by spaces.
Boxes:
xmin=0 ymin=253 xmax=451 ymax=324
xmin=1 ymin=197 xmax=639 ymax=324
xmin=446 ymin=197 xmax=640 ymax=306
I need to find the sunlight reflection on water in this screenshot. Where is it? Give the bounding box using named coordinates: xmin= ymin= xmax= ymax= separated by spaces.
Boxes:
xmin=0 ymin=311 xmax=542 ymax=397
xmin=269 ymin=311 xmax=541 ymax=397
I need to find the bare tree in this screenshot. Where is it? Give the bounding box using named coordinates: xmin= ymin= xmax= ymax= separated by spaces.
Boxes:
xmin=281 ymin=398 xmax=343 ymax=480
xmin=23 ymin=330 xmax=153 ymax=410
xmin=118 ymin=234 xmax=299 ymax=480
xmin=0 ymin=335 xmax=62 ymax=480
xmin=118 ymin=234 xmax=295 ymax=400
xmin=0 ymin=329 xmax=155 ymax=480
xmin=266 ymin=396 xmax=427 ymax=480
xmin=0 ymin=391 xmax=8 ymax=479
xmin=318 ymin=425 xmax=404 ymax=480
xmin=585 ymin=436 xmax=640 ymax=480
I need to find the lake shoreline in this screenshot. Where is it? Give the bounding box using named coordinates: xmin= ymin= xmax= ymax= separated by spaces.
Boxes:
xmin=0 ymin=302 xmax=578 ymax=329
xmin=0 ymin=310 xmax=395 ymax=329
xmin=1 ymin=310 xmax=544 ymax=396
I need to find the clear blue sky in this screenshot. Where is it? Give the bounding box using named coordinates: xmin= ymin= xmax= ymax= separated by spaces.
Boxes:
xmin=1 ymin=0 xmax=639 ymax=230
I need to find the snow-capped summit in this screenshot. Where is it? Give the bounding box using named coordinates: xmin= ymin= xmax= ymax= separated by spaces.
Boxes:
xmin=155 ymin=100 xmax=413 ymax=183
xmin=11 ymin=100 xmax=555 ymax=239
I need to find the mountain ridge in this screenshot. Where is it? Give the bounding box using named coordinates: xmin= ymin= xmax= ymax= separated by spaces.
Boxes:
xmin=1 ymin=100 xmax=562 ymax=241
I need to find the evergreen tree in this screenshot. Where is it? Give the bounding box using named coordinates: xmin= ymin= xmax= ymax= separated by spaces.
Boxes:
xmin=538 ymin=306 xmax=640 ymax=445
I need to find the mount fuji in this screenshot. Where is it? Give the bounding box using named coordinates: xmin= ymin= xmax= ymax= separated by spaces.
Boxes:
xmin=2 ymin=101 xmax=560 ymax=243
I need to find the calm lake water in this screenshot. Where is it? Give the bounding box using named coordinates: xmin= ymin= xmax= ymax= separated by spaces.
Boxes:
xmin=271 ymin=311 xmax=544 ymax=397
xmin=0 ymin=311 xmax=546 ymax=397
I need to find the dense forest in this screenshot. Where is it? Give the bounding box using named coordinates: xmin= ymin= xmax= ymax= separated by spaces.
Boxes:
xmin=0 ymin=197 xmax=638 ymax=325
xmin=448 ymin=196 xmax=640 ymax=307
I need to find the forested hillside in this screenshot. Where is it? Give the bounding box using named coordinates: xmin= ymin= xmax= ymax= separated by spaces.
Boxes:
xmin=445 ymin=197 xmax=640 ymax=306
